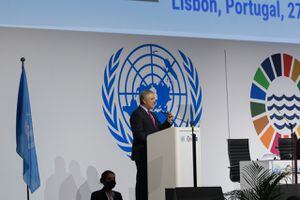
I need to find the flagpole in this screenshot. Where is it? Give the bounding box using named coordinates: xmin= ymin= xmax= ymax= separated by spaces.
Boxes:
xmin=21 ymin=57 xmax=30 ymax=200
xmin=27 ymin=186 xmax=30 ymax=200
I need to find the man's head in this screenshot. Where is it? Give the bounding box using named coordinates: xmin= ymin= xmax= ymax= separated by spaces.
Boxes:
xmin=100 ymin=170 xmax=116 ymax=190
xmin=139 ymin=90 xmax=156 ymax=110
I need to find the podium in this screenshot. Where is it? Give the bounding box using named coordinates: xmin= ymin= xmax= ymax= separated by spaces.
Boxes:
xmin=147 ymin=127 xmax=201 ymax=200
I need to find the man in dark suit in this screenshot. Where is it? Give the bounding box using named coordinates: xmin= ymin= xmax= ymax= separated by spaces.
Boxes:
xmin=130 ymin=90 xmax=173 ymax=200
xmin=90 ymin=170 xmax=123 ymax=200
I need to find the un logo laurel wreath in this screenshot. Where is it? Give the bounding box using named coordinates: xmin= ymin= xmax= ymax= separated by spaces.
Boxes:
xmin=179 ymin=50 xmax=203 ymax=125
xmin=102 ymin=45 xmax=202 ymax=157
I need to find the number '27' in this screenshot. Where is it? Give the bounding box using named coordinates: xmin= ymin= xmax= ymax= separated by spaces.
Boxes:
xmin=288 ymin=2 xmax=300 ymax=19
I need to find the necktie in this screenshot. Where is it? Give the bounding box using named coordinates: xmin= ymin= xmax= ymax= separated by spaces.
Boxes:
xmin=147 ymin=111 xmax=157 ymax=128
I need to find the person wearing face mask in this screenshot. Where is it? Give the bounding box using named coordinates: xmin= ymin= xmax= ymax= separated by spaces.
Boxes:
xmin=130 ymin=90 xmax=173 ymax=200
xmin=90 ymin=170 xmax=123 ymax=200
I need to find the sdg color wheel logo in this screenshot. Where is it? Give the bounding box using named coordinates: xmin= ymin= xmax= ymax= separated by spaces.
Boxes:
xmin=101 ymin=44 xmax=202 ymax=157
xmin=250 ymin=53 xmax=300 ymax=155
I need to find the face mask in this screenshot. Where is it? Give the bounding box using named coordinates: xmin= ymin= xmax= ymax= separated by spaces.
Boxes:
xmin=104 ymin=180 xmax=116 ymax=190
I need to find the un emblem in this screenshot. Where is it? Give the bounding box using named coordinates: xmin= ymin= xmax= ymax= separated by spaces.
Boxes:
xmin=102 ymin=44 xmax=202 ymax=157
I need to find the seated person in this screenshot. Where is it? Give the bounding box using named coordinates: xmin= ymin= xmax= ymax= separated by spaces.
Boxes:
xmin=91 ymin=170 xmax=123 ymax=200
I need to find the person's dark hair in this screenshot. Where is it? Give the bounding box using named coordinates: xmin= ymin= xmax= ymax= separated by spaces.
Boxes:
xmin=139 ymin=90 xmax=154 ymax=105
xmin=100 ymin=170 xmax=115 ymax=184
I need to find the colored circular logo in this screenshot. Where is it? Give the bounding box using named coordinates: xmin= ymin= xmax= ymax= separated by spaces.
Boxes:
xmin=102 ymin=44 xmax=203 ymax=157
xmin=250 ymin=53 xmax=300 ymax=155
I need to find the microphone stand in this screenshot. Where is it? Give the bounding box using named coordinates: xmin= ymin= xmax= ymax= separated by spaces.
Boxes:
xmin=190 ymin=121 xmax=197 ymax=187
xmin=289 ymin=123 xmax=298 ymax=184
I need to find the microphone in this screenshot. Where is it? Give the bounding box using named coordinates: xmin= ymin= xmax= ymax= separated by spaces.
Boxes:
xmin=161 ymin=111 xmax=191 ymax=126
xmin=160 ymin=111 xmax=174 ymax=122
xmin=161 ymin=111 xmax=170 ymax=115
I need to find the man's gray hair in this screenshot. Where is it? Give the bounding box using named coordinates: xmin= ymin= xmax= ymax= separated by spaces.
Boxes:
xmin=139 ymin=90 xmax=154 ymax=105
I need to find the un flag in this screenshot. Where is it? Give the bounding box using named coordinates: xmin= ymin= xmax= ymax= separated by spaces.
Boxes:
xmin=16 ymin=60 xmax=40 ymax=193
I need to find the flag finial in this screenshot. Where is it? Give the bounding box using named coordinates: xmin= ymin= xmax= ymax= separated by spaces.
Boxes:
xmin=20 ymin=57 xmax=26 ymax=64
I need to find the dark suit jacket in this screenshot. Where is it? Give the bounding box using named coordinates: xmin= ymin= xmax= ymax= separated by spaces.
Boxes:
xmin=130 ymin=106 xmax=171 ymax=160
xmin=90 ymin=188 xmax=123 ymax=200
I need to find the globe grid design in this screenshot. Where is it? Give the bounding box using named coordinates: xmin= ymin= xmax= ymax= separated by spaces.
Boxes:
xmin=102 ymin=44 xmax=203 ymax=157
xmin=250 ymin=53 xmax=300 ymax=155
